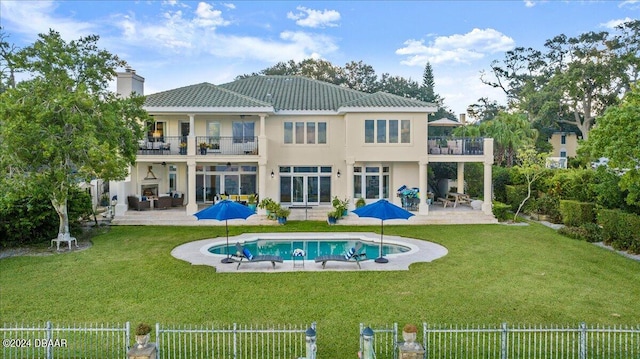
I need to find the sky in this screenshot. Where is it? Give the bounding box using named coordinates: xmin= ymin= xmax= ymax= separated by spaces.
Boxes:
xmin=1 ymin=0 xmax=638 ymax=116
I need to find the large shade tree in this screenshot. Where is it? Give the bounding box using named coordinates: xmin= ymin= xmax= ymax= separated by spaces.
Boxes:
xmin=482 ymin=20 xmax=639 ymax=140
xmin=0 ymin=30 xmax=147 ymax=243
xmin=582 ymin=83 xmax=640 ymax=207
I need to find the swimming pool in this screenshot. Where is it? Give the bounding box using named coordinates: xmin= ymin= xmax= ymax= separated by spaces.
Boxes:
xmin=207 ymin=235 xmax=410 ymax=260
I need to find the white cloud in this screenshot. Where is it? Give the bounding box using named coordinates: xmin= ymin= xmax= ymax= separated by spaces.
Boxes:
xmin=286 ymin=6 xmax=340 ymax=28
xmin=600 ymin=17 xmax=635 ymax=29
xmin=396 ymin=28 xmax=515 ymax=66
xmin=0 ymin=0 xmax=95 ymax=41
xmin=620 ymin=0 xmax=640 ymax=9
xmin=193 ymin=2 xmax=230 ymax=28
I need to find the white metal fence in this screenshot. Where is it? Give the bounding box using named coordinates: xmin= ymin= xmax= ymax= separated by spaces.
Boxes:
xmin=1 ymin=321 xmax=129 ymax=359
xmin=155 ymin=322 xmax=316 ymax=359
xmin=1 ymin=321 xmax=316 ymax=359
xmin=360 ymin=323 xmax=640 ymax=359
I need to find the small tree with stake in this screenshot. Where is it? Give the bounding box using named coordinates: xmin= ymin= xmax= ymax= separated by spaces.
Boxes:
xmin=513 ymin=145 xmax=549 ymax=221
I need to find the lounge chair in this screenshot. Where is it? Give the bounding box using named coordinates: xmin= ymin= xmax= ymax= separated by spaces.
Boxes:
xmin=231 ymin=242 xmax=283 ymax=270
xmin=315 ymin=241 xmax=366 ymax=269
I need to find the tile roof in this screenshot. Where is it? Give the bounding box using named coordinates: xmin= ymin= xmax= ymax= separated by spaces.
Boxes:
xmin=145 ymin=76 xmax=436 ymax=113
xmin=218 ymin=76 xmax=365 ymax=111
xmin=144 ymin=82 xmax=271 ymax=109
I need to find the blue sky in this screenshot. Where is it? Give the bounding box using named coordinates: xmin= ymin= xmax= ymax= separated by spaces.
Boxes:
xmin=1 ymin=1 xmax=638 ymax=115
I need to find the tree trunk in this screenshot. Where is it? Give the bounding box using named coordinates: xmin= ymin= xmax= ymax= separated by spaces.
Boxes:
xmin=52 ymin=196 xmax=72 ymax=240
xmin=514 ymin=178 xmax=532 ymax=221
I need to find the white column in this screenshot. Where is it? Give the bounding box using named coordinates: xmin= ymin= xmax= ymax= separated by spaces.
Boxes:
xmin=258 ymin=161 xmax=267 ymax=215
xmin=457 ymin=162 xmax=465 ymax=193
xmin=419 ymin=159 xmax=429 ymax=215
xmin=186 ymin=159 xmax=198 ymax=214
xmin=482 ymin=161 xmax=493 ymax=215
xmin=258 ymin=114 xmax=267 ymax=159
xmin=346 ymin=157 xmax=355 ymax=209
xmin=482 ymin=138 xmax=494 ymax=215
xmin=187 ymin=114 xmax=196 ymax=156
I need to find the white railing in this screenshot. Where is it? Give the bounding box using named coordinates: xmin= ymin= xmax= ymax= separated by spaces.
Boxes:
xmin=155 ymin=322 xmax=316 ymax=359
xmin=1 ymin=321 xmax=130 ymax=359
xmin=361 ymin=322 xmax=640 ymax=359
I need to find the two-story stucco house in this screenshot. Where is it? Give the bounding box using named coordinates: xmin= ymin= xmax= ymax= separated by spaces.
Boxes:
xmin=110 ymin=69 xmax=494 ymax=220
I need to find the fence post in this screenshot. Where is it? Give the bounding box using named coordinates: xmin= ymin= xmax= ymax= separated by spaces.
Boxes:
xmin=579 ymin=322 xmax=586 ymax=359
xmin=422 ymin=323 xmax=428 ymax=359
xmin=155 ymin=322 xmax=160 ymax=359
xmin=500 ymin=322 xmax=508 ymax=359
xmin=46 ymin=321 xmax=53 ymax=359
xmin=233 ymin=323 xmax=237 ymax=359
xmin=125 ymin=322 xmax=131 ymax=352
xmin=305 ymin=325 xmax=317 ymax=359
xmin=393 ymin=322 xmax=398 ymax=359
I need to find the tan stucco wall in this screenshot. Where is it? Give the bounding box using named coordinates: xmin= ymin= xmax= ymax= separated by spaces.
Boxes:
xmin=549 ymin=132 xmax=579 ymax=157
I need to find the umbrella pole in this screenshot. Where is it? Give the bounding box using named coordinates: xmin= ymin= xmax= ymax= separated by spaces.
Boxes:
xmin=221 ymin=219 xmax=233 ymax=263
xmin=375 ymin=220 xmax=388 ymax=263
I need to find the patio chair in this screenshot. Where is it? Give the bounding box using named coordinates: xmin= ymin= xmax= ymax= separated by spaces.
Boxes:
xmin=314 ymin=241 xmax=366 ymax=269
xmin=231 ymin=242 xmax=283 ymax=270
xmin=127 ymin=196 xmax=151 ymax=211
xmin=155 ymin=195 xmax=172 ymax=210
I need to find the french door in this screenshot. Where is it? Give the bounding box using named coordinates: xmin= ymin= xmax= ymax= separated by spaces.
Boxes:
xmin=279 ymin=166 xmax=331 ymax=206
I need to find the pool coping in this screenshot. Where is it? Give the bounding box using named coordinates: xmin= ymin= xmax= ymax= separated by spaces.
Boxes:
xmin=171 ymin=232 xmax=448 ymax=273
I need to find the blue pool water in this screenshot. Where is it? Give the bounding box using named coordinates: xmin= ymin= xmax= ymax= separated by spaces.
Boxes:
xmin=208 ymin=239 xmax=410 ymax=260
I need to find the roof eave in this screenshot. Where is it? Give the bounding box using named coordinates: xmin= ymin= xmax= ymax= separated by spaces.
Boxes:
xmin=144 ymin=106 xmax=275 ymax=114
xmin=338 ymin=106 xmax=438 ymax=114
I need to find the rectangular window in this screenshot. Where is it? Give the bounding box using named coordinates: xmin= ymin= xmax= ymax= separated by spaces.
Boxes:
xmin=561 ymin=135 xmax=566 ymax=145
xmin=232 ymin=121 xmax=255 ymax=143
xmin=240 ymin=174 xmax=256 ymax=195
xmin=307 ymin=122 xmax=316 ymax=144
xmin=318 ymin=122 xmax=327 ymax=144
xmin=365 ymin=120 xmax=374 ymax=143
xmin=377 ymin=119 xmax=386 ymax=143
xmin=389 ymin=120 xmax=398 ymax=143
xmin=295 ymin=122 xmax=305 ymax=144
xmin=354 ymin=174 xmax=362 ymax=198
xmin=284 ymin=122 xmax=293 ymax=144
xmin=366 ymin=175 xmax=379 ymax=199
xmin=401 ymin=120 xmax=410 ymax=143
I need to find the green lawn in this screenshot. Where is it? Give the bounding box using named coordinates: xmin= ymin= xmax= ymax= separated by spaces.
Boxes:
xmin=1 ymin=221 xmax=638 ymax=357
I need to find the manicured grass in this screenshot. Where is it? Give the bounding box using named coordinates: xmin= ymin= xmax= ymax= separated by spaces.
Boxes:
xmin=1 ymin=222 xmax=639 ymax=357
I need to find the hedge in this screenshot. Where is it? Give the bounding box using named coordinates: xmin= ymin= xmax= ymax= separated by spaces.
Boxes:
xmin=559 ymin=200 xmax=595 ymax=227
xmin=505 ymin=184 xmax=530 ymax=212
xmin=492 ymin=201 xmax=511 ymax=222
xmin=597 ymin=209 xmax=640 ymax=254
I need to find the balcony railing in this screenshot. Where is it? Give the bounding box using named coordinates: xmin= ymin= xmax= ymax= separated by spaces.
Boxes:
xmin=137 ymin=136 xmax=259 ymax=156
xmin=428 ymin=136 xmax=484 ymax=155
xmin=196 ymin=136 xmax=258 ymax=156
xmin=137 ymin=136 xmax=184 ymax=155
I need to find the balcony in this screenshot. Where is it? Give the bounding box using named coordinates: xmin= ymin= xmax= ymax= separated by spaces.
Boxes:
xmin=136 ymin=136 xmax=259 ymax=156
xmin=196 ymin=136 xmax=258 ymax=156
xmin=428 ymin=137 xmax=484 ymax=155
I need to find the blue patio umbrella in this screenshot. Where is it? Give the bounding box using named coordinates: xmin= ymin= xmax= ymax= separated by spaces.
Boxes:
xmin=194 ymin=199 xmax=255 ymax=264
xmin=352 ymin=199 xmax=414 ymax=263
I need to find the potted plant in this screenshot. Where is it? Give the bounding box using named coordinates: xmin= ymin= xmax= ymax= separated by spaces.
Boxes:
xmin=332 ymin=196 xmax=349 ymax=218
xmin=402 ymin=323 xmax=418 ymax=345
xmin=275 ymin=206 xmax=290 ymax=225
xmin=327 ymin=210 xmax=340 ymax=225
xmin=258 ymin=197 xmax=277 ymax=219
xmin=199 ymin=142 xmax=208 ymax=155
xmin=247 ymin=194 xmax=257 ymax=213
xmin=355 ymin=197 xmax=366 ymax=209
xmin=179 ymin=142 xmax=187 ymax=155
xmin=135 ymin=322 xmax=152 ymax=348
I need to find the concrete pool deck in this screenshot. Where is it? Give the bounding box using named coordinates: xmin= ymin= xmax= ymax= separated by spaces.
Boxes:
xmin=171 ymin=232 xmax=448 ymax=273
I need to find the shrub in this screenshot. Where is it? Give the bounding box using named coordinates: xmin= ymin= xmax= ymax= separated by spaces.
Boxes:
xmin=492 ymin=201 xmax=511 ymax=222
xmin=0 ymin=186 xmax=92 ymax=248
xmin=531 ymin=193 xmax=562 ymax=223
xmin=598 ymin=209 xmax=640 ymax=253
xmin=505 ymin=185 xmax=532 ymax=212
xmin=559 ymin=200 xmax=595 ymax=227
xmin=558 ymin=223 xmax=601 ymax=242
xmin=492 ymin=165 xmax=511 ymax=203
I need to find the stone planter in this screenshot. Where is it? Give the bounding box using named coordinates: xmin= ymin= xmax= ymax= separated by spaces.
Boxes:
xmin=135 ymin=334 xmax=150 ymax=348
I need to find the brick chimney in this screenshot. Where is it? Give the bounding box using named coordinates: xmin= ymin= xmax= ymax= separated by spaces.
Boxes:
xmin=116 ymin=67 xmax=144 ymax=97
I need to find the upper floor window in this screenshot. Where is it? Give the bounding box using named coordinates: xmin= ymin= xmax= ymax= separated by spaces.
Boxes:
xmin=284 ymin=121 xmax=327 ymax=144
xmin=147 ymin=121 xmax=166 ymax=141
xmin=365 ymin=119 xmax=410 ymax=143
xmin=561 ymin=135 xmax=566 ymax=145
xmin=232 ymin=121 xmax=254 ymax=143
